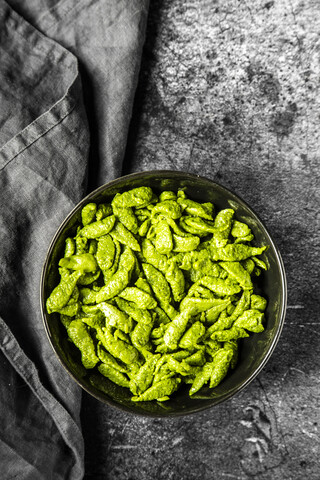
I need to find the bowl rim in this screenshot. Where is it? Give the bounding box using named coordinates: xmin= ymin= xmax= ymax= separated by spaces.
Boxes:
xmin=40 ymin=169 xmax=287 ymax=417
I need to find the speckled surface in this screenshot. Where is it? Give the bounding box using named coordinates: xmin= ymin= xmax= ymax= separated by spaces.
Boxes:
xmin=81 ymin=1 xmax=320 ymax=478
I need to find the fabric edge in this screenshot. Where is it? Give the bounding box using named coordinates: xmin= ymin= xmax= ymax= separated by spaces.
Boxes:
xmin=0 ymin=317 xmax=85 ymax=479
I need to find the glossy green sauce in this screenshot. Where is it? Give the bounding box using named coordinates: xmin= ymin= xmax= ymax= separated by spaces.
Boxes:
xmin=46 ymin=186 xmax=268 ymax=402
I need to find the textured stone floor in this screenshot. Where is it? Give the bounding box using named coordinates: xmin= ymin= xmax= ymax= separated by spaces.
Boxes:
xmin=82 ymin=1 xmax=320 ymax=478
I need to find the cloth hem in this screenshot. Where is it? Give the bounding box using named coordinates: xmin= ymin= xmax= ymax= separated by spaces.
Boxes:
xmin=0 ymin=69 xmax=81 ymax=171
xmin=0 ymin=1 xmax=82 ymax=170
xmin=0 ymin=316 xmax=84 ymax=479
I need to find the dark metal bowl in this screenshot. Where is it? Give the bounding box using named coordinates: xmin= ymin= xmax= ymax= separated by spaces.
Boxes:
xmin=40 ymin=170 xmax=287 ymax=417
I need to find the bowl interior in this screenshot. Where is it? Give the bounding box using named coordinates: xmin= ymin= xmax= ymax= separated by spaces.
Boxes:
xmin=41 ymin=171 xmax=286 ymax=417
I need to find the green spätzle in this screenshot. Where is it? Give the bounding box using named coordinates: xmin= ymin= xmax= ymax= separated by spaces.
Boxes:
xmin=159 ymin=191 xmax=177 ymax=202
xmin=154 ymin=219 xmax=173 ymax=254
xmin=46 ymin=186 xmax=269 ymax=402
xmin=95 ymin=246 xmax=135 ymax=302
xmin=78 ymin=215 xmax=116 ymax=239
xmin=201 ymin=299 xmax=231 ymax=323
xmin=97 ymin=327 xmax=140 ymax=366
xmin=132 ymin=376 xmax=181 ymax=402
xmin=77 ymin=269 xmax=101 ymax=286
xmin=180 ymin=216 xmax=217 ymax=236
xmin=96 ymin=203 xmax=113 ymax=221
xmin=165 ymin=260 xmax=185 ymax=303
xmin=118 ymin=286 xmax=157 ymax=309
xmin=179 ymin=321 xmax=205 ymax=350
xmin=131 ymin=321 xmax=154 ymax=350
xmin=98 ymin=363 xmax=130 ymax=388
xmin=103 ymin=237 xmax=121 ymax=281
xmin=184 ymin=349 xmax=206 ymax=366
xmin=189 ymin=361 xmax=214 ymax=395
xmin=209 ymin=348 xmax=233 ymax=389
xmin=211 ymin=326 xmax=249 ymax=342
xmin=212 ymin=209 xmax=234 ymax=245
xmin=197 ymin=276 xmax=242 ymax=296
xmin=75 ymin=235 xmax=88 ymax=254
xmin=151 ymin=200 xmax=182 ymax=220
xmin=161 ymin=310 xmax=191 ymax=351
xmin=64 ymin=237 xmax=75 ymax=258
xmin=96 ymin=302 xmax=134 ymax=333
xmin=204 ymin=338 xmax=222 ymax=359
xmin=172 ymin=233 xmax=200 ymax=252
xmin=141 ymin=238 xmax=168 ymax=272
xmin=96 ymin=235 xmax=116 ymax=272
xmin=112 ymin=187 xmax=153 ymax=209
xmin=220 ymin=261 xmax=253 ymax=290
xmin=112 ymin=204 xmax=139 ymax=234
xmin=129 ymin=354 xmax=160 ymax=396
xmin=110 ymin=221 xmax=141 ymax=251
xmin=58 ymin=302 xmax=80 ymax=317
xmin=178 ymin=197 xmax=214 ymax=220
xmin=81 ymin=203 xmax=97 ymax=226
xmin=180 ymin=297 xmax=231 ymax=317
xmin=97 ymin=343 xmax=128 ymax=374
xmin=167 ymin=357 xmax=200 ymax=376
xmin=250 ymin=294 xmax=267 ymax=311
xmin=142 ymin=262 xmax=171 ymax=305
xmin=135 ymin=276 xmax=153 ymax=295
xmin=46 ymin=270 xmax=82 ymax=313
xmin=138 ymin=218 xmax=151 ymax=237
xmin=82 ymin=312 xmax=105 ymax=329
xmin=233 ymin=309 xmax=265 ymax=333
xmin=67 ymin=320 xmax=99 ymax=369
xmin=209 ymin=244 xmax=267 ymax=262
xmin=231 ymin=220 xmax=252 ymax=238
xmin=115 ymin=297 xmax=153 ymax=325
xmin=59 ymin=253 xmax=98 ymax=272
xmin=253 ymin=256 xmax=268 ymax=270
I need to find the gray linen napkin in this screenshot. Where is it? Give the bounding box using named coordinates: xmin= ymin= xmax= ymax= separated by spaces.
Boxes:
xmin=0 ymin=1 xmax=149 ymax=478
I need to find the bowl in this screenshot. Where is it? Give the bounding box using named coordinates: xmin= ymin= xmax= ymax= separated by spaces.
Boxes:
xmin=40 ymin=170 xmax=287 ymax=417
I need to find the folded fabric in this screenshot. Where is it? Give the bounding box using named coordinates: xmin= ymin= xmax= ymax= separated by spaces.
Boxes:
xmin=0 ymin=0 xmax=149 ymax=478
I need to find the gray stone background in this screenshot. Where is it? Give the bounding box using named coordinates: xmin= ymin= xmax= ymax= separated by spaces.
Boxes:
xmin=81 ymin=0 xmax=320 ymax=478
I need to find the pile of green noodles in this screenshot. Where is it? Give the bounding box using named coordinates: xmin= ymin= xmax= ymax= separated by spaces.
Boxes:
xmin=46 ymin=186 xmax=268 ymax=402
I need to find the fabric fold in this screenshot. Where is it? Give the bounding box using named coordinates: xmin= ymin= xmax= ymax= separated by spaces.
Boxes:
xmin=0 ymin=1 xmax=89 ymax=477
xmin=0 ymin=320 xmax=84 ymax=480
xmin=0 ymin=0 xmax=149 ymax=477
xmin=6 ymin=0 xmax=151 ymax=187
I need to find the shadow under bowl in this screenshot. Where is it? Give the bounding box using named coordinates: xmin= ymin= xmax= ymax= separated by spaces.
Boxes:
xmin=40 ymin=170 xmax=287 ymax=417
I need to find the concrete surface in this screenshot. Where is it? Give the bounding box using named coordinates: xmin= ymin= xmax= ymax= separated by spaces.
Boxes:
xmin=81 ymin=1 xmax=320 ymax=478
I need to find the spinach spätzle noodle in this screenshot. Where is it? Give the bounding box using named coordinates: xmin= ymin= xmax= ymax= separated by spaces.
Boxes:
xmin=46 ymin=186 xmax=269 ymax=402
